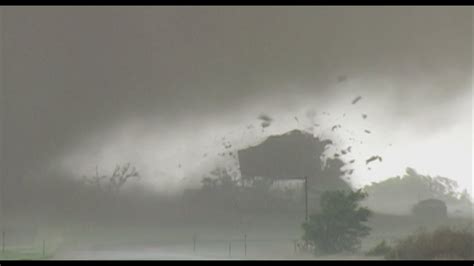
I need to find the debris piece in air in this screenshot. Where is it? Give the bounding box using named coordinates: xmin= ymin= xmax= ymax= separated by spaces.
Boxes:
xmin=352 ymin=96 xmax=362 ymax=105
xmin=364 ymin=129 xmax=371 ymax=134
xmin=366 ymin=155 xmax=382 ymax=165
xmin=349 ymin=159 xmax=355 ymax=164
xmin=258 ymin=114 xmax=273 ymax=122
xmin=294 ymin=116 xmax=299 ymax=122
xmin=337 ymin=75 xmax=347 ymax=82
xmin=258 ymin=114 xmax=273 ymax=128
xmin=334 ymin=153 xmax=340 ymax=158
xmin=261 ymin=121 xmax=271 ymax=128
xmin=348 ymin=169 xmax=354 ymax=175
xmin=347 ymin=146 xmax=352 ymax=152
xmin=362 ymin=114 xmax=367 ymax=119
xmin=341 ymin=150 xmax=347 ymax=155
xmin=331 ymin=125 xmax=342 ymax=131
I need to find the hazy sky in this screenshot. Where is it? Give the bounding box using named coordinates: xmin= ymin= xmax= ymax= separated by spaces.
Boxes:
xmin=1 ymin=7 xmax=472 ymax=194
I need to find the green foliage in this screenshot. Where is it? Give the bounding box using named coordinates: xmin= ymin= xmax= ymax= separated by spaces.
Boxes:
xmin=366 ymin=240 xmax=392 ymax=257
xmin=302 ymin=189 xmax=372 ymax=254
xmin=0 ymin=249 xmax=52 ymax=260
xmin=386 ymin=226 xmax=474 ymax=260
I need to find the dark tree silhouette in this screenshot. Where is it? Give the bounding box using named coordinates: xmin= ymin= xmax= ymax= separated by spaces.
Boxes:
xmin=83 ymin=163 xmax=140 ymax=192
xmin=302 ymin=189 xmax=372 ymax=254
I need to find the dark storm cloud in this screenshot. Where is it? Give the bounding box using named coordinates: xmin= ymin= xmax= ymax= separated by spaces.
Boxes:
xmin=1 ymin=6 xmax=471 ymax=181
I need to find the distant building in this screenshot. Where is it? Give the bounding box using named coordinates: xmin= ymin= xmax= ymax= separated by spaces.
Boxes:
xmin=412 ymin=198 xmax=448 ymax=219
xmin=237 ymin=129 xmax=351 ymax=194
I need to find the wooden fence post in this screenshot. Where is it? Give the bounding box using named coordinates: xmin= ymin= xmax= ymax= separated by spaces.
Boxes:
xmin=2 ymin=231 xmax=5 ymax=253
xmin=244 ymin=234 xmax=247 ymax=257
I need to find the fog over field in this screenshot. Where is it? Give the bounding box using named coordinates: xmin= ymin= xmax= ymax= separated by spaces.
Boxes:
xmin=0 ymin=6 xmax=472 ymax=260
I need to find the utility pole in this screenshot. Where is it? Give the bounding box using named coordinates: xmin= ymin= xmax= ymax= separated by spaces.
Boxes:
xmin=0 ymin=7 xmax=5 ymax=256
xmin=304 ymin=176 xmax=308 ymax=222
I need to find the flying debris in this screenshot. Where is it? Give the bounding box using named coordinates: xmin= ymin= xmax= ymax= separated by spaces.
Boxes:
xmin=364 ymin=129 xmax=371 ymax=134
xmin=334 ymin=153 xmax=340 ymax=158
xmin=294 ymin=116 xmax=299 ymax=122
xmin=261 ymin=121 xmax=271 ymax=128
xmin=352 ymin=96 xmax=362 ymax=105
xmin=228 ymin=152 xmax=233 ymax=156
xmin=222 ymin=142 xmax=232 ymax=149
xmin=348 ymin=169 xmax=354 ymax=175
xmin=331 ymin=125 xmax=342 ymax=131
xmin=258 ymin=114 xmax=273 ymax=122
xmin=337 ymin=75 xmax=347 ymax=82
xmin=347 ymin=146 xmax=352 ymax=152
xmin=362 ymin=114 xmax=367 ymax=119
xmin=349 ymin=159 xmax=355 ymax=164
xmin=366 ymin=155 xmax=382 ymax=165
xmin=341 ymin=150 xmax=347 ymax=155
xmin=258 ymin=114 xmax=273 ymax=128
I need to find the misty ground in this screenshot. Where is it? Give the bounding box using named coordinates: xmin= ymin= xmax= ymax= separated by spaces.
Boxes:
xmin=2 ymin=210 xmax=470 ymax=260
xmin=53 ymin=214 xmax=472 ymax=260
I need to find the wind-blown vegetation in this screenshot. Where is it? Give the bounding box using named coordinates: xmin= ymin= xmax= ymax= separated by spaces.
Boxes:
xmin=302 ymin=190 xmax=372 ymax=254
xmin=385 ymin=226 xmax=474 ymax=260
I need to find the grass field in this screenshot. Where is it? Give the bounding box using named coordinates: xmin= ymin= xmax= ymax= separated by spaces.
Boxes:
xmin=0 ymin=249 xmax=51 ymax=260
xmin=2 ymin=211 xmax=472 ymax=260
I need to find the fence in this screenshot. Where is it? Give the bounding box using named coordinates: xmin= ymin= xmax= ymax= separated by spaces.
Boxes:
xmin=188 ymin=233 xmax=312 ymax=259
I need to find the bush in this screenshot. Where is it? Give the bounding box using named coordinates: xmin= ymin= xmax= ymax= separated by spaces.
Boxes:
xmin=366 ymin=240 xmax=392 ymax=257
xmin=302 ymin=189 xmax=372 ymax=254
xmin=386 ymin=226 xmax=474 ymax=260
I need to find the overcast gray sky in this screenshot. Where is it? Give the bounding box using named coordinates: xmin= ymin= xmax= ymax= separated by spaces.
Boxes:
xmin=1 ymin=6 xmax=472 ymax=194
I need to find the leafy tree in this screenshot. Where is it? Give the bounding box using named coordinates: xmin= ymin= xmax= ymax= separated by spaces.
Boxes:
xmin=82 ymin=163 xmax=140 ymax=192
xmin=302 ymin=189 xmax=372 ymax=254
